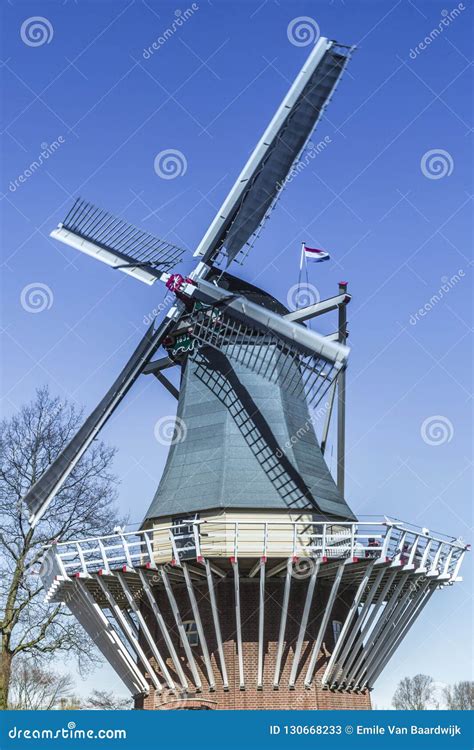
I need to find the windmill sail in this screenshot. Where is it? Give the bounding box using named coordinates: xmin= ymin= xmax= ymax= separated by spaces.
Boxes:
xmin=24 ymin=316 xmax=177 ymax=527
xmin=194 ymin=38 xmax=353 ymax=266
xmin=51 ymin=199 xmax=185 ymax=284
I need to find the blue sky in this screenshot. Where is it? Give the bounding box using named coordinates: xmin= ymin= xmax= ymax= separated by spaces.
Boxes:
xmin=1 ymin=0 xmax=472 ymax=708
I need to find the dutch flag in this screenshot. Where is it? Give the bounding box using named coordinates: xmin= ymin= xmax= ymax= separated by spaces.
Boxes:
xmin=300 ymin=242 xmax=330 ymax=269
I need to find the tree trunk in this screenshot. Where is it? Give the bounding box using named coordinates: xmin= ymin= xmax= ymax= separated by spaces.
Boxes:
xmin=0 ymin=646 xmax=13 ymax=710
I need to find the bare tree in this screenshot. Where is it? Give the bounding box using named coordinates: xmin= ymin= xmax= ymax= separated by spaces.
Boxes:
xmin=85 ymin=689 xmax=133 ymax=710
xmin=0 ymin=387 xmax=123 ymax=710
xmin=392 ymin=674 xmax=436 ymax=710
xmin=8 ymin=656 xmax=74 ymax=710
xmin=444 ymin=681 xmax=474 ymax=710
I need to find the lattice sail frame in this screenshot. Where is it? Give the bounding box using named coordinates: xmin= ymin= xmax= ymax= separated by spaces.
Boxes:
xmin=51 ymin=198 xmax=185 ymax=284
xmin=189 ymin=305 xmax=342 ymax=409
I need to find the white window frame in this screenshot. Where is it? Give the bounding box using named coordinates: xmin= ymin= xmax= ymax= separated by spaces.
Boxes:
xmin=332 ymin=619 xmax=343 ymax=644
xmin=183 ymin=620 xmax=199 ymax=648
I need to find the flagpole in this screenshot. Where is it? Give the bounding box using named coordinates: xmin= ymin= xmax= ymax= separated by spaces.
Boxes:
xmin=299 ymin=241 xmax=305 ymax=272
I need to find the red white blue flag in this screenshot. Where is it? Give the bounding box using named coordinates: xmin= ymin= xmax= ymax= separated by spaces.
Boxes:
xmin=300 ymin=242 xmax=330 ymax=269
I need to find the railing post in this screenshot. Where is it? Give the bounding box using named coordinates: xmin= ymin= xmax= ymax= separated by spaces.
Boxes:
xmin=76 ymin=541 xmax=88 ymax=575
xmin=292 ymin=523 xmax=297 ymax=558
xmin=263 ymin=522 xmax=268 ymax=559
xmin=442 ymin=546 xmax=455 ymax=576
xmin=380 ymin=523 xmax=393 ymax=560
xmin=350 ymin=523 xmax=356 ymax=559
xmin=54 ymin=547 xmax=69 ymax=579
xmin=322 ymin=524 xmax=327 ymax=559
xmin=408 ymin=534 xmax=420 ymax=566
xmin=450 ymin=548 xmax=466 ymax=580
xmin=119 ymin=532 xmax=133 ymax=568
xmin=169 ymin=529 xmax=181 ymax=566
xmin=233 ymin=522 xmax=239 ymax=561
xmin=419 ymin=538 xmax=432 ymax=569
xmin=143 ymin=530 xmax=156 ymax=567
xmin=98 ymin=538 xmax=111 ymax=574
xmin=193 ymin=523 xmax=201 ymax=559
xmin=431 ymin=542 xmax=444 ymax=573
xmin=395 ymin=530 xmax=407 ymax=563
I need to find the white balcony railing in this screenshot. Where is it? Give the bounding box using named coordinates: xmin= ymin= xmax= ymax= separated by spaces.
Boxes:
xmin=41 ymin=517 xmax=468 ymax=590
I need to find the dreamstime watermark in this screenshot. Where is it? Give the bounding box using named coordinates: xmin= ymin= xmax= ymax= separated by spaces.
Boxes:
xmin=409 ymin=4 xmax=466 ymax=59
xmin=142 ymin=5 xmax=199 ymax=59
xmin=287 ymin=16 xmax=320 ymax=47
xmin=8 ymin=724 xmax=126 ymax=741
xmin=143 ymin=292 xmax=174 ymax=325
xmin=292 ymin=557 xmax=318 ymax=580
xmin=276 ymin=137 xmax=332 ymax=192
xmin=409 ymin=270 xmax=465 ymax=325
xmin=421 ymin=416 xmax=454 ymax=446
xmin=154 ymin=149 xmax=187 ymax=179
xmin=276 ymin=399 xmax=330 ymax=459
xmin=154 ymin=416 xmax=188 ymax=445
xmin=9 ymin=138 xmax=66 ymax=192
xmin=287 ymin=282 xmax=320 ymax=310
xmin=20 ymin=283 xmax=54 ymax=313
xmin=421 ymin=149 xmax=454 ymax=180
xmin=20 ymin=16 xmax=54 ymax=47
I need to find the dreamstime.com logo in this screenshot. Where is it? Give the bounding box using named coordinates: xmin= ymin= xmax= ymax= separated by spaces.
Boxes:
xmin=142 ymin=5 xmax=199 ymax=59
xmin=421 ymin=149 xmax=454 ymax=180
xmin=154 ymin=416 xmax=188 ymax=445
xmin=276 ymin=137 xmax=332 ymax=192
xmin=409 ymin=4 xmax=466 ymax=59
xmin=143 ymin=292 xmax=174 ymax=325
xmin=8 ymin=722 xmax=126 ymax=741
xmin=287 ymin=282 xmax=320 ymax=310
xmin=20 ymin=283 xmax=54 ymax=313
xmin=154 ymin=149 xmax=187 ymax=179
xmin=408 ymin=270 xmax=465 ymax=325
xmin=421 ymin=415 xmax=454 ymax=446
xmin=287 ymin=16 xmax=320 ymax=47
xmin=9 ymin=138 xmax=65 ymax=192
xmin=20 ymin=16 xmax=54 ymax=47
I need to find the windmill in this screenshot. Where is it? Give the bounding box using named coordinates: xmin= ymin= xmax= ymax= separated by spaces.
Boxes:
xmin=27 ymin=37 xmax=467 ymax=710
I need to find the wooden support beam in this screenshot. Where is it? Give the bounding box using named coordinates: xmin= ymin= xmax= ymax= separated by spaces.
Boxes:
xmin=137 ymin=568 xmax=189 ymax=690
xmin=257 ymin=559 xmax=266 ymax=689
xmin=285 ymin=292 xmax=351 ymax=323
xmin=273 ymin=558 xmax=293 ymax=688
xmin=204 ymin=559 xmax=229 ymax=690
xmin=161 ymin=567 xmax=202 ymax=690
xmin=342 ymin=569 xmax=400 ymax=685
xmin=330 ymin=566 xmax=387 ymax=687
xmin=74 ymin=579 xmax=148 ymax=695
xmin=289 ymin=559 xmax=320 ymax=688
xmin=95 ymin=574 xmax=163 ymax=692
xmin=350 ymin=575 xmax=415 ymax=688
xmin=232 ymin=560 xmax=245 ymax=690
xmin=304 ymin=561 xmax=345 ymax=688
xmin=116 ymin=572 xmax=175 ymax=689
xmin=361 ymin=580 xmax=431 ymax=689
xmin=182 ymin=563 xmax=216 ymax=690
xmin=154 ymin=371 xmax=179 ymax=400
xmin=367 ymin=583 xmax=437 ymax=688
xmin=142 ymin=356 xmax=175 ymax=375
xmin=321 ymin=561 xmax=375 ymax=686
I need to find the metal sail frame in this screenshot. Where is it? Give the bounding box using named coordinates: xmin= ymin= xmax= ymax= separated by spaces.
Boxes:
xmin=193 ymin=38 xmax=354 ymax=267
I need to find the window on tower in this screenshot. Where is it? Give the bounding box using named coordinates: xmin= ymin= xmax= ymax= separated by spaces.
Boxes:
xmin=183 ymin=620 xmax=199 ymax=647
xmin=332 ymin=619 xmax=343 ymax=645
